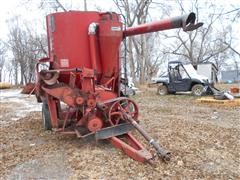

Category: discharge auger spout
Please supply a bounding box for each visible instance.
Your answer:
[124,12,203,37]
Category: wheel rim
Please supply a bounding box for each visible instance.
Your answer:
[158,87,166,95]
[194,87,203,95]
[108,98,138,126]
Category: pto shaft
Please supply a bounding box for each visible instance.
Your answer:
[123,113,171,161]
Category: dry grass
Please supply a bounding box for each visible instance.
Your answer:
[0,88,240,179]
[0,82,12,89]
[214,83,240,91]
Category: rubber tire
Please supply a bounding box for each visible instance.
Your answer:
[191,84,204,96]
[42,102,52,130]
[157,85,168,95]
[129,89,136,96]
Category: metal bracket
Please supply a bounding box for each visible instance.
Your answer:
[78,123,134,141]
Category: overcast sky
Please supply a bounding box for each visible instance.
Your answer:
[0,0,116,40]
[0,0,239,52]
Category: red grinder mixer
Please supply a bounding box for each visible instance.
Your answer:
[35,11,202,163]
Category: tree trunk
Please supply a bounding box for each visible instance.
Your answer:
[128,37,136,82]
[84,0,87,11]
[139,35,147,84]
[0,69,2,82]
[20,67,24,85]
[14,65,18,85]
[9,69,12,84]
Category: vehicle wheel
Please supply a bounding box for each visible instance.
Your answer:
[42,102,52,130]
[191,84,204,96]
[129,89,136,96]
[157,85,168,95]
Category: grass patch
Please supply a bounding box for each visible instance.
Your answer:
[0,82,12,89]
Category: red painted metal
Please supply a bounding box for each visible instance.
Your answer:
[36,11,202,163]
[108,98,138,125]
[110,133,153,162]
[42,85,86,107]
[46,11,99,69]
[98,13,122,92]
[124,19,174,37]
[124,12,203,37]
[87,116,103,132]
[47,95,59,128]
[89,24,102,79]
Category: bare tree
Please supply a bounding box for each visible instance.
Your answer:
[39,0,67,12]
[24,30,48,83]
[0,40,7,82]
[222,41,240,79]
[113,0,162,84]
[161,0,236,71]
[221,6,240,72]
[7,16,48,85]
[7,17,21,85]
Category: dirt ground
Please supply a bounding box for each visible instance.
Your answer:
[0,86,239,179]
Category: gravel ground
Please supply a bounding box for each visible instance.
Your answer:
[0,88,239,179]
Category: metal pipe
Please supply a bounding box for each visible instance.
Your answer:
[124,12,203,37]
[123,113,171,161]
[44,68,82,73]
[88,23,102,74]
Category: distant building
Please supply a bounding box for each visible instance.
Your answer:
[218,70,240,83]
[197,63,218,83]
